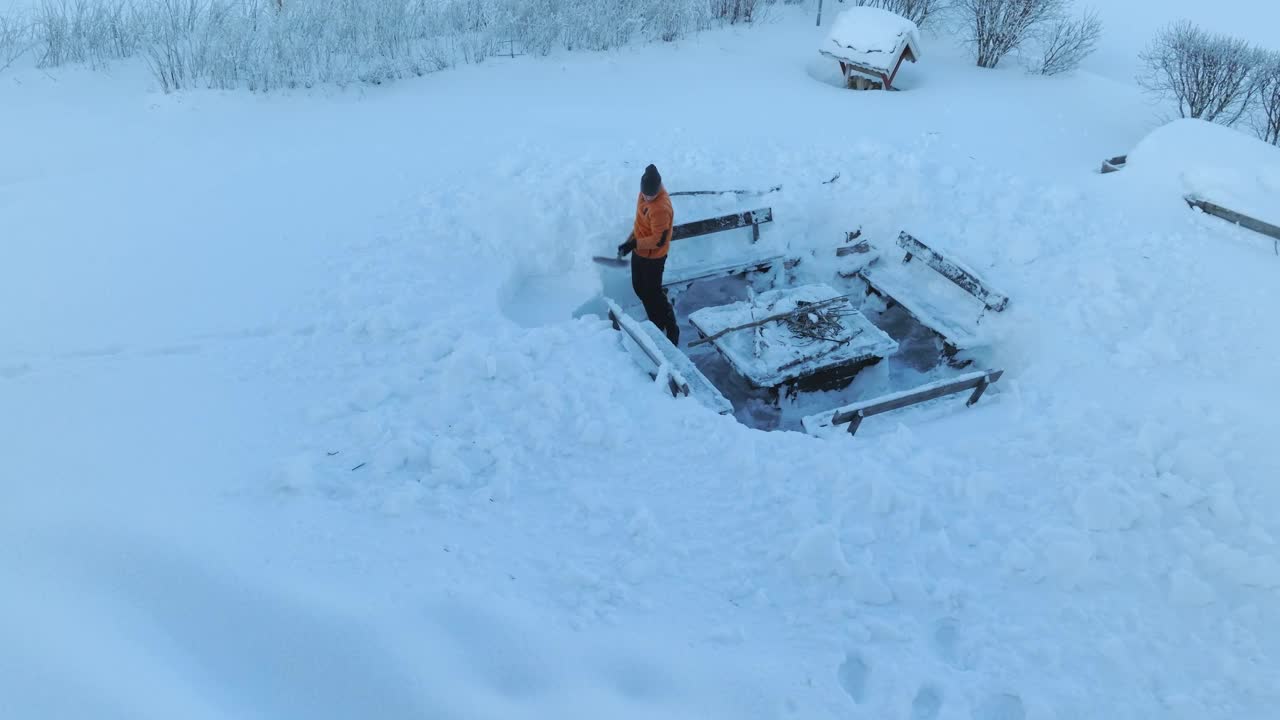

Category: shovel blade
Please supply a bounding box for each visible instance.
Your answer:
[592,255,628,268]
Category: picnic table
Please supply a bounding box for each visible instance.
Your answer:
[687,283,899,401]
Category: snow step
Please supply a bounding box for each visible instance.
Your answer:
[605,299,734,416]
[801,369,1004,437]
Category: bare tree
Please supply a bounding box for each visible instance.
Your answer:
[0,14,33,72]
[958,0,1065,69]
[1252,52,1280,145]
[850,0,950,27]
[1032,7,1100,75]
[1137,21,1265,126]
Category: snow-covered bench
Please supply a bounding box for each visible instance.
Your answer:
[1185,196,1280,255]
[661,207,790,292]
[801,369,1004,437]
[1100,155,1128,174]
[858,232,1009,363]
[605,298,734,416]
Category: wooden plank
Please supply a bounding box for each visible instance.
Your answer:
[1101,155,1127,174]
[662,253,785,289]
[1186,197,1280,254]
[897,232,1009,312]
[605,299,734,415]
[830,370,1003,428]
[802,370,1003,437]
[671,207,773,241]
[605,299,689,398]
[635,322,734,416]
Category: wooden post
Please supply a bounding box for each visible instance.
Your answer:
[966,377,990,406]
[816,0,824,27]
[844,411,864,436]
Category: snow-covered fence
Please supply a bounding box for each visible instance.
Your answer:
[0,0,779,90]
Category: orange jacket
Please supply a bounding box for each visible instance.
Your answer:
[632,189,674,259]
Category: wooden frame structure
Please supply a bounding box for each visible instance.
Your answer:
[802,369,1003,437]
[1185,196,1280,255]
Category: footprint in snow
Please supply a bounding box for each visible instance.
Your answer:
[0,364,32,379]
[973,693,1026,720]
[837,652,869,704]
[932,618,969,670]
[912,684,943,720]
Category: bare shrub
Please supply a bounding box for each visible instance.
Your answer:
[1138,21,1265,126]
[957,0,1064,69]
[0,14,34,72]
[3,0,776,90]
[1032,7,1100,75]
[849,0,949,28]
[1252,53,1280,145]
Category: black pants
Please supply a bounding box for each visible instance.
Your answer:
[631,253,679,345]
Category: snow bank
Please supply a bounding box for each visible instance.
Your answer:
[1123,119,1280,227]
[821,6,921,74]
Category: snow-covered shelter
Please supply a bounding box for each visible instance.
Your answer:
[819,6,922,90]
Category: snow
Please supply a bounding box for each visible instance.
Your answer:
[1123,118,1280,234]
[4,3,1280,720]
[821,6,921,75]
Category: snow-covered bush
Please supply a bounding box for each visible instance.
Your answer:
[847,0,948,28]
[0,0,778,90]
[1138,21,1265,127]
[0,14,32,72]
[956,0,1064,69]
[1030,7,1099,76]
[711,0,760,25]
[1252,53,1280,145]
[34,0,146,68]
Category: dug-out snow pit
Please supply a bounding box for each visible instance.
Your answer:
[498,266,604,328]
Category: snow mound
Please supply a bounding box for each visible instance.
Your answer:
[1124,119,1280,226]
[821,6,922,74]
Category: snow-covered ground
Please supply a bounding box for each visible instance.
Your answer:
[3,3,1280,719]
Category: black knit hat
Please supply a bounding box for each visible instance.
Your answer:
[641,164,661,196]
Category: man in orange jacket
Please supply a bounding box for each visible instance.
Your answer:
[617,164,679,344]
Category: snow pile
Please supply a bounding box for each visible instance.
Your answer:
[1123,118,1280,226]
[5,6,1280,720]
[821,6,922,74]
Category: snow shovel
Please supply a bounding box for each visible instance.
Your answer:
[592,254,629,268]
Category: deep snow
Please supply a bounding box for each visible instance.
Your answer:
[3,3,1280,720]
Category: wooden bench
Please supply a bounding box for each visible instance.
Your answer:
[858,232,1009,362]
[605,298,734,416]
[664,247,791,291]
[801,369,1004,437]
[1100,155,1127,174]
[1185,196,1280,256]
[673,206,772,244]
[659,206,797,295]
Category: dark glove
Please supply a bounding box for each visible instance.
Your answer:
[617,237,636,258]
